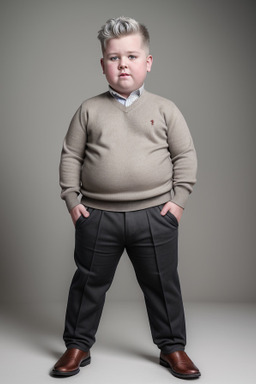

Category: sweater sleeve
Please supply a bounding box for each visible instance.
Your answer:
[166,103,197,209]
[59,105,87,212]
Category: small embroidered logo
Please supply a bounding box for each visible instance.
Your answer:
[150,120,154,125]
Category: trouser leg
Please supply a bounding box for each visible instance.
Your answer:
[63,208,124,351]
[125,206,186,354]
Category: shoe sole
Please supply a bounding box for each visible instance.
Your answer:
[160,358,201,380]
[51,356,91,377]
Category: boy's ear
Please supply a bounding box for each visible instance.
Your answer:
[146,55,153,72]
[100,58,105,74]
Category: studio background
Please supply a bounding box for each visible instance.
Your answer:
[1,0,255,308]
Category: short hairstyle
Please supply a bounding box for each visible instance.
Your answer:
[97,16,150,54]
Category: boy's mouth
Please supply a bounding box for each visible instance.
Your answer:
[120,73,130,77]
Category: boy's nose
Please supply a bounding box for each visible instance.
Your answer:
[118,59,128,69]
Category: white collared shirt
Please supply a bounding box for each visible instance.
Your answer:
[109,85,144,107]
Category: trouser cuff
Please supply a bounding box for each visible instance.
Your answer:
[160,344,185,355]
[65,343,90,353]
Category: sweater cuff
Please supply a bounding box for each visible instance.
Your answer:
[171,186,190,209]
[64,192,80,212]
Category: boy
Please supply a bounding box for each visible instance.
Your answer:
[52,16,200,380]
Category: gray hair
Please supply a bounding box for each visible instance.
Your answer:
[98,16,150,54]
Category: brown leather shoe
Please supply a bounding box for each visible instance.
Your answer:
[160,351,201,379]
[51,348,91,377]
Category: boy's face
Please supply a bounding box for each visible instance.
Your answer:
[101,33,153,98]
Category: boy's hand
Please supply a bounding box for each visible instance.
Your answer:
[160,201,184,223]
[70,204,90,226]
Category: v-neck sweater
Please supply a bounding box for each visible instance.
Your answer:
[59,90,197,212]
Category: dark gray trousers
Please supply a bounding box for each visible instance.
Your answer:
[63,205,186,354]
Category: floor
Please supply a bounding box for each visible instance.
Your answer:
[1,301,255,383]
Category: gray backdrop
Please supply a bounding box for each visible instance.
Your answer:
[1,0,255,304]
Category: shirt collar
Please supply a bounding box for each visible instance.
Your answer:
[108,85,144,101]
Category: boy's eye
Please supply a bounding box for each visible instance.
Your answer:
[110,56,118,61]
[129,55,136,60]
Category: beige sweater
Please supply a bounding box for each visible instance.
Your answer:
[59,90,197,212]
